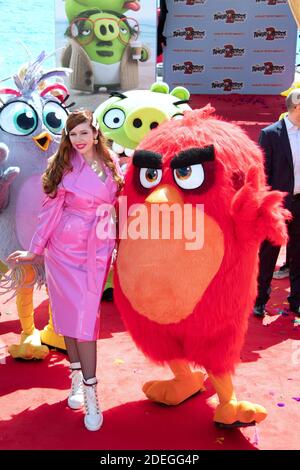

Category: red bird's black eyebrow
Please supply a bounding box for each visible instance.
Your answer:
[171,145,215,169]
[133,150,162,169]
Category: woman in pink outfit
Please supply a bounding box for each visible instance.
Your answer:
[8,109,123,431]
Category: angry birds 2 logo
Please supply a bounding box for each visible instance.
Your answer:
[256,0,287,4]
[252,62,285,75]
[212,79,244,92]
[212,44,245,58]
[214,10,247,23]
[173,27,206,41]
[254,27,287,40]
[172,62,204,74]
[174,0,207,4]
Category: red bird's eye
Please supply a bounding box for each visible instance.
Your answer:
[173,163,204,190]
[146,168,158,182]
[175,167,192,180]
[139,168,162,188]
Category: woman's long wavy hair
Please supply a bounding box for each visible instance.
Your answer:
[42,109,123,197]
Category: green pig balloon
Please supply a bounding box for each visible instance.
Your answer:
[65,0,141,22]
[94,82,191,161]
[62,9,150,91]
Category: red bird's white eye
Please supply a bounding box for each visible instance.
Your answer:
[139,168,162,188]
[173,164,204,190]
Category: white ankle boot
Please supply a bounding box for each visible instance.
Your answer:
[68,362,84,410]
[83,377,103,431]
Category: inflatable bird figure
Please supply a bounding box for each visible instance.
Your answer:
[0,51,72,359]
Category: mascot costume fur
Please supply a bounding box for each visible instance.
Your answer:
[114,107,289,427]
[0,51,72,359]
[95,81,191,298]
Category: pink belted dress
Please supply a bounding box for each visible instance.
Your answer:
[29,150,121,341]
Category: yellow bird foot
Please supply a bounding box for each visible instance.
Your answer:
[8,342,49,360]
[8,328,49,360]
[40,326,66,350]
[142,371,206,406]
[213,399,267,428]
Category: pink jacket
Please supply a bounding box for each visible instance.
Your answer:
[29,150,122,294]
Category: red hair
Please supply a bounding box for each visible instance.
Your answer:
[43,109,123,196]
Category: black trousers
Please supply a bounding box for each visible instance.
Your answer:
[256,197,300,308]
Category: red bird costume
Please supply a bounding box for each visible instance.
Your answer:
[114,107,289,427]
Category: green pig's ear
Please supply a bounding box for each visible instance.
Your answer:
[150,81,170,94]
[170,86,190,101]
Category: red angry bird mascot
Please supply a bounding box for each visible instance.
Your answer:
[114,107,289,427]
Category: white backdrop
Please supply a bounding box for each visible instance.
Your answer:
[163,0,297,94]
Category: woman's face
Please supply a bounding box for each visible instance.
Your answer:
[68,121,97,156]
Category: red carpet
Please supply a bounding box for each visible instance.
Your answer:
[190,93,286,142]
[1,95,300,451]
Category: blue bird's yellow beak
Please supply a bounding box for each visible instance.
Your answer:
[32,132,52,152]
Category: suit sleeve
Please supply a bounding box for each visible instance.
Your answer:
[258,129,273,186]
[29,186,66,255]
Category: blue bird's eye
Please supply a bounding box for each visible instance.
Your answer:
[43,101,68,135]
[0,101,38,136]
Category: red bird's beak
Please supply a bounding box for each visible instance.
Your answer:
[145,185,183,205]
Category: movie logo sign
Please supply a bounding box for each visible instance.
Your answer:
[173,62,205,74]
[255,0,287,5]
[254,27,287,40]
[174,0,207,5]
[173,27,206,40]
[211,79,244,91]
[212,44,245,58]
[252,62,285,74]
[214,10,247,23]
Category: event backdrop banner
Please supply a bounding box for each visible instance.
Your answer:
[55,0,157,96]
[163,0,297,94]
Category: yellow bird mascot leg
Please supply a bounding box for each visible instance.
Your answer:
[143,360,206,406]
[209,373,267,428]
[40,289,66,350]
[8,264,49,360]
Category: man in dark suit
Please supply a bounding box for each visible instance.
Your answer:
[254,89,300,317]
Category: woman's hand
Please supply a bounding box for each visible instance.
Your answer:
[7,250,36,264]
